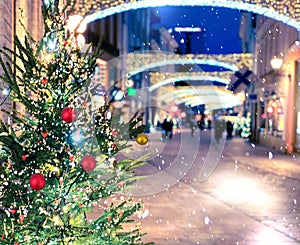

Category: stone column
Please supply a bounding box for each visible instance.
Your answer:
[285,64,296,154]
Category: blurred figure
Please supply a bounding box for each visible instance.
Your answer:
[197,114,205,130]
[189,118,197,137]
[161,117,173,140]
[156,120,162,130]
[207,118,212,130]
[226,121,234,139]
[214,115,225,143]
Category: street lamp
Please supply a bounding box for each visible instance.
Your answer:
[125,78,134,88]
[270,57,283,70]
[270,56,291,79]
[270,56,295,154]
[66,15,87,34]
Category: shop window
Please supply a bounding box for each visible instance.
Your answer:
[266,94,284,138]
[260,101,266,131]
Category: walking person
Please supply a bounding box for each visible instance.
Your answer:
[207,118,212,129]
[226,121,234,139]
[161,117,173,140]
[189,119,196,137]
[165,118,173,139]
[214,116,225,143]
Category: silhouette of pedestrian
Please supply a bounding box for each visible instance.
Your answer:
[207,119,212,129]
[226,121,234,139]
[214,117,225,143]
[162,117,173,140]
[189,120,196,137]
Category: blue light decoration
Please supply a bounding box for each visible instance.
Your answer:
[44,32,58,52]
[0,87,11,107]
[111,87,124,102]
[42,0,54,7]
[46,38,57,51]
[72,129,84,144]
[2,88,10,96]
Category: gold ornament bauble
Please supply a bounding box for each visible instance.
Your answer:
[136,134,148,145]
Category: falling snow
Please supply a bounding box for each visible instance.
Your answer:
[1,2,300,245]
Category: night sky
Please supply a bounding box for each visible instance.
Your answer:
[155,6,242,55]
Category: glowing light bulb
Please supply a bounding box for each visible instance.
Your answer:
[2,88,10,96]
[125,79,134,87]
[76,34,86,48]
[66,15,87,33]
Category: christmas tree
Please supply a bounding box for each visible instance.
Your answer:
[0,1,152,244]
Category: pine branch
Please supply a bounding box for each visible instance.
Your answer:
[0,0,152,244]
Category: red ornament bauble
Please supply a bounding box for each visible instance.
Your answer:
[30,173,46,191]
[41,77,48,85]
[80,155,96,172]
[61,107,77,123]
[41,132,48,138]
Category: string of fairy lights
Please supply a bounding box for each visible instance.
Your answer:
[149,71,233,85]
[67,0,300,30]
[125,52,253,77]
[0,1,151,242]
[0,52,252,109]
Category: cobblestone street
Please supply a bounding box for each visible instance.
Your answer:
[128,128,300,244]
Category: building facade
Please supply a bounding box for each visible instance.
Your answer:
[84,8,152,123]
[0,1,153,125]
[252,16,299,153]
[0,0,43,123]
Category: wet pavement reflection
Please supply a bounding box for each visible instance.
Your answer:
[130,128,300,245]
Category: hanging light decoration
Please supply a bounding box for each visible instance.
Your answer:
[270,57,283,70]
[125,78,134,88]
[66,15,87,33]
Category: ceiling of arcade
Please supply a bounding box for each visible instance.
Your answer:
[122,53,252,109]
[69,0,300,29]
[66,0,300,109]
[149,71,233,89]
[155,86,243,110]
[125,53,253,77]
[105,52,252,109]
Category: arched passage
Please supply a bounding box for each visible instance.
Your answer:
[149,75,230,92]
[72,0,300,30]
[153,85,242,110]
[107,52,252,79]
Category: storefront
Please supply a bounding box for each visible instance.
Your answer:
[256,42,300,154]
[257,87,287,153]
[295,61,300,153]
[264,92,285,138]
